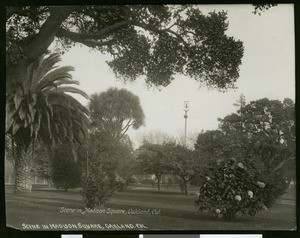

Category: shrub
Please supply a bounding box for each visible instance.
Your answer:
[81,168,116,208]
[195,158,269,220]
[115,175,127,191]
[51,146,82,191]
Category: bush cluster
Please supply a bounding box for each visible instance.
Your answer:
[195,158,269,220]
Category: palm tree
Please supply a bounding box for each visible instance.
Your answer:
[6,53,89,193]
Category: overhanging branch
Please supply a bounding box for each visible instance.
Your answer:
[23,8,72,63]
[55,19,187,48]
[56,20,133,41]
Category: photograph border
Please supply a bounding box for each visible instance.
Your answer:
[1,0,299,237]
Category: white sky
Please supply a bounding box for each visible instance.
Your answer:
[59,4,295,148]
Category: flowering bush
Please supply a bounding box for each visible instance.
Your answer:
[257,170,288,207]
[195,158,268,220]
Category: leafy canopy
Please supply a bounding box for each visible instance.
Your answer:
[6,5,244,89]
[136,143,172,177]
[195,97,295,173]
[89,87,145,139]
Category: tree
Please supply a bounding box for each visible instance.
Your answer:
[219,98,295,172]
[196,98,295,173]
[167,144,203,195]
[195,130,227,162]
[136,143,172,190]
[6,5,244,90]
[82,132,134,207]
[6,53,89,192]
[114,135,136,187]
[195,98,295,205]
[51,143,82,191]
[137,142,203,194]
[81,88,143,206]
[89,88,145,140]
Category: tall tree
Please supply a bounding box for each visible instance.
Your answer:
[6,53,89,192]
[195,98,295,205]
[89,87,145,139]
[195,98,295,175]
[6,5,244,90]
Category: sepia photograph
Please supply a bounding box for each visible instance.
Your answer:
[5,4,296,231]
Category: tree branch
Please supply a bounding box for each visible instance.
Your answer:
[23,8,72,63]
[121,119,132,131]
[79,38,116,48]
[56,19,187,49]
[132,21,186,44]
[56,20,133,41]
[6,6,49,21]
[120,120,134,138]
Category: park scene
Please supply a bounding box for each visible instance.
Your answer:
[5,4,296,231]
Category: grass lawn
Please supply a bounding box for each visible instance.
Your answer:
[5,185,296,231]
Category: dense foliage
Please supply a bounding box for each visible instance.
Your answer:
[51,144,82,191]
[196,158,270,220]
[6,5,244,89]
[136,143,172,190]
[137,142,203,194]
[195,98,295,175]
[81,167,116,208]
[195,97,295,218]
[89,88,145,139]
[81,133,134,207]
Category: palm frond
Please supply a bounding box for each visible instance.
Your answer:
[49,93,89,115]
[13,88,23,110]
[38,53,61,79]
[54,86,89,99]
[54,78,80,87]
[37,66,75,91]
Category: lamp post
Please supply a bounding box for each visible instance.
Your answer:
[183,101,189,146]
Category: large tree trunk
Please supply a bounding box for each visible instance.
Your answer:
[14,148,33,193]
